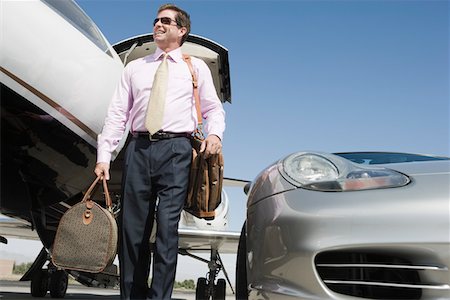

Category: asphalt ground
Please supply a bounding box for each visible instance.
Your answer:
[0,280,198,300]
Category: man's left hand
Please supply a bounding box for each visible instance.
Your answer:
[200,135,222,158]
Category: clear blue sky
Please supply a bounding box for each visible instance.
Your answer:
[75,0,449,231]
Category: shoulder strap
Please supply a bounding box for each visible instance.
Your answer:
[182,54,202,126]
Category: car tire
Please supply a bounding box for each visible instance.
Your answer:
[31,269,48,298]
[235,222,248,300]
[49,270,68,298]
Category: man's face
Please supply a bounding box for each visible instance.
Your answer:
[153,9,185,50]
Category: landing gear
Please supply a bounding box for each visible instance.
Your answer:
[195,277,226,300]
[31,270,48,297]
[214,278,226,300]
[30,268,68,298]
[180,248,232,300]
[196,277,208,300]
[49,270,68,298]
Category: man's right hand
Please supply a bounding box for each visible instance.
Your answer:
[94,162,111,180]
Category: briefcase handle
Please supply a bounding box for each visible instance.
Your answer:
[82,176,112,211]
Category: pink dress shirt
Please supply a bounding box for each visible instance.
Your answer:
[97,47,226,163]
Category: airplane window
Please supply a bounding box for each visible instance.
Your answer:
[42,0,112,57]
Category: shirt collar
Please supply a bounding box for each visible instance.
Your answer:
[154,47,183,63]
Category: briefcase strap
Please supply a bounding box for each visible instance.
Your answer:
[82,176,112,211]
[182,54,204,142]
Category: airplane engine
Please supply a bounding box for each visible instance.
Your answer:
[179,190,229,231]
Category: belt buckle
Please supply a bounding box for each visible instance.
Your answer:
[148,134,159,142]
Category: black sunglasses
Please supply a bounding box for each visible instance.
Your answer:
[153,17,178,26]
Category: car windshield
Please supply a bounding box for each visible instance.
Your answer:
[335,152,450,165]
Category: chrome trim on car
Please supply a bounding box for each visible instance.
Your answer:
[324,280,450,290]
[316,263,448,271]
[315,250,449,298]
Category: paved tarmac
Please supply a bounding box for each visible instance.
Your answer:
[0,280,198,299]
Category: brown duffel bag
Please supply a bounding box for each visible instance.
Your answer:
[52,176,117,273]
[183,54,224,219]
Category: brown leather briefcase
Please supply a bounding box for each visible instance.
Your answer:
[186,138,224,219]
[183,54,224,219]
[52,176,117,273]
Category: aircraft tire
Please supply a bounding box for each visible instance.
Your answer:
[196,277,208,300]
[235,222,248,300]
[213,278,226,300]
[31,270,48,297]
[49,270,68,298]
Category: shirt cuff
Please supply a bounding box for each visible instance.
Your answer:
[97,151,112,164]
[207,131,223,141]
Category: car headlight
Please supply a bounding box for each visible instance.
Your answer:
[280,153,410,191]
[283,153,339,184]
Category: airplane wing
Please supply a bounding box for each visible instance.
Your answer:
[0,215,39,242]
[0,214,240,253]
[183,229,240,253]
[223,177,250,188]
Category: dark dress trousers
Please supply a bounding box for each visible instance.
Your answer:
[118,135,192,299]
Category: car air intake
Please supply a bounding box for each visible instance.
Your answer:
[315,251,448,299]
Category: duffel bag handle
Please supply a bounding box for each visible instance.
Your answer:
[82,176,112,211]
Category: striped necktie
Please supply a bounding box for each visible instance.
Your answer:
[145,53,169,135]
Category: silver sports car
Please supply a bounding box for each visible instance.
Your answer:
[236,152,450,300]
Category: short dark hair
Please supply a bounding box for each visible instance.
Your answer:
[158,4,190,45]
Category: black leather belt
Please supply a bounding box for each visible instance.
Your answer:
[133,131,191,141]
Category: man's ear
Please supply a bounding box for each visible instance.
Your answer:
[178,27,187,38]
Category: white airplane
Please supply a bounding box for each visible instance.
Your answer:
[0,0,249,299]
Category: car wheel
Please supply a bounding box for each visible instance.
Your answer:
[196,277,208,300]
[213,278,226,300]
[49,270,68,298]
[236,222,248,300]
[31,269,48,297]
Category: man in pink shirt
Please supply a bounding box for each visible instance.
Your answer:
[94,4,225,299]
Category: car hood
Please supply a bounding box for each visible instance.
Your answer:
[378,160,450,176]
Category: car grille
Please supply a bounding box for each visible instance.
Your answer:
[315,251,449,299]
